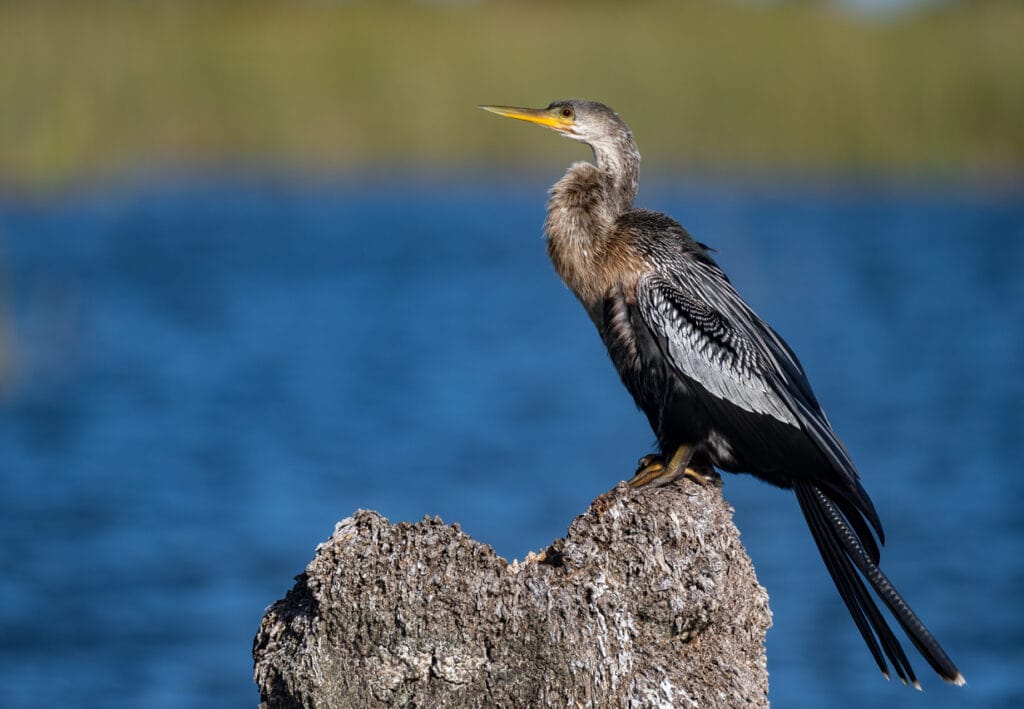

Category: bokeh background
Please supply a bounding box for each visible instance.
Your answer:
[1,1,1022,707]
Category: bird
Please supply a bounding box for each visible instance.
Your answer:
[480,99,964,688]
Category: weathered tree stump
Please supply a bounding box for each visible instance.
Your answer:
[254,479,771,708]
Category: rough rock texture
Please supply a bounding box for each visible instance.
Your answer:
[254,479,771,708]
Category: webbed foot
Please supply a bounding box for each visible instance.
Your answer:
[627,445,710,487]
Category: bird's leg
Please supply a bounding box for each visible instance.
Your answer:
[628,444,708,487]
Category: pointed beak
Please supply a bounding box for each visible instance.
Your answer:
[479,104,573,133]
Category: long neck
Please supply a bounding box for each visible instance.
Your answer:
[591,130,640,214]
[543,134,640,303]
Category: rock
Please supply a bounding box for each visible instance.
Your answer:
[254,479,771,708]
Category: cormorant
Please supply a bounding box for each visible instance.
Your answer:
[481,99,964,688]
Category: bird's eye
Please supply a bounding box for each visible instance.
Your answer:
[560,107,574,119]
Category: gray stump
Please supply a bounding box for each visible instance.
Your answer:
[254,479,771,708]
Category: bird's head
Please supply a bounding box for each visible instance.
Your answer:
[480,99,629,148]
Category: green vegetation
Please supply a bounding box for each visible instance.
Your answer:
[1,0,1022,188]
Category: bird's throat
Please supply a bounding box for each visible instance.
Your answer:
[544,162,623,304]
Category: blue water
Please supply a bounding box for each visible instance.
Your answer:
[0,175,1021,708]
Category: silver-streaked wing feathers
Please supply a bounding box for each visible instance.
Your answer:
[635,260,879,536]
[639,275,798,426]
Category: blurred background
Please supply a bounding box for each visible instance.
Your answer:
[1,0,1022,707]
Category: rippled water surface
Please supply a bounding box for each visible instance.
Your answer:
[0,176,1021,707]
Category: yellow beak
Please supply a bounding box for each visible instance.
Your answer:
[479,104,573,132]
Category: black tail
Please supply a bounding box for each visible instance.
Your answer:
[793,480,964,688]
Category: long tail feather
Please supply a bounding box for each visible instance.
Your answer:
[828,489,882,565]
[799,487,892,678]
[793,480,964,686]
[795,482,916,685]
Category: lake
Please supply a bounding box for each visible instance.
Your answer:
[0,175,1021,707]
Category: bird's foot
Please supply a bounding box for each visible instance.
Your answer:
[686,464,719,485]
[627,445,709,487]
[628,454,669,487]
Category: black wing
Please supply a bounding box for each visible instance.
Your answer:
[634,246,963,686]
[636,260,882,540]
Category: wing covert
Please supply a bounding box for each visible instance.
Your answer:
[638,274,799,427]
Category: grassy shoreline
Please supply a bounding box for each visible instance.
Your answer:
[2,1,1022,190]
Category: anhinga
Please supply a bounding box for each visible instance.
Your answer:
[481,99,963,688]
